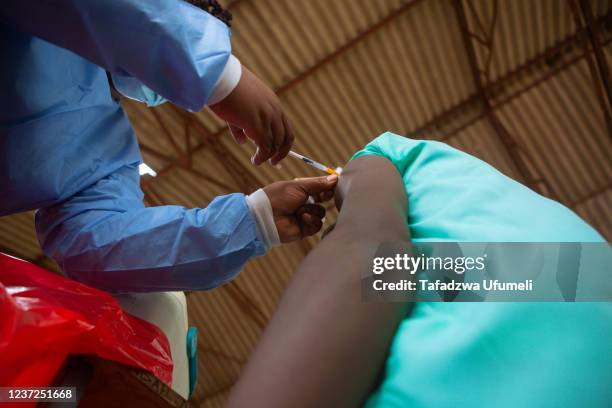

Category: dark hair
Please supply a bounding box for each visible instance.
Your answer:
[187,0,232,27]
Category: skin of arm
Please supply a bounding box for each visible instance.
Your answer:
[227,155,413,408]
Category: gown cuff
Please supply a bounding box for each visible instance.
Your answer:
[208,54,242,105]
[245,189,281,249]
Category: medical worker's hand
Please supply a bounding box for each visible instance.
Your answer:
[263,175,338,242]
[210,67,294,166]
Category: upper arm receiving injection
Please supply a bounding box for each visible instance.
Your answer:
[333,155,409,243]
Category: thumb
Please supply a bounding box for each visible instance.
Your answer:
[294,175,338,196]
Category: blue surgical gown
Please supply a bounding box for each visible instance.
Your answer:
[0,0,266,293]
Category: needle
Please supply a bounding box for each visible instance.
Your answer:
[288,151,341,176]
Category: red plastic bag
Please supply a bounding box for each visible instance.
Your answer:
[0,252,173,388]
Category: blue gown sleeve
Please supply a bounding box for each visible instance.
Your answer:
[0,0,230,111]
[35,165,266,294]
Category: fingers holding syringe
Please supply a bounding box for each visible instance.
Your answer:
[271,115,295,165]
[296,204,326,237]
[306,189,334,204]
[317,188,335,203]
[252,112,293,165]
[293,176,338,203]
[251,126,274,165]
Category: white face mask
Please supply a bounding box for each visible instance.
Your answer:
[111,74,167,107]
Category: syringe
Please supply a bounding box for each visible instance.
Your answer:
[288,151,341,176]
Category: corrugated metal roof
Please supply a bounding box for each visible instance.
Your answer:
[496,59,612,205]
[575,187,612,238]
[472,0,577,82]
[1,1,610,406]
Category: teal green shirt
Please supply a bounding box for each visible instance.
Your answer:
[353,133,611,408]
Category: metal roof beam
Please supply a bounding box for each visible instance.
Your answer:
[569,181,612,207]
[577,0,612,138]
[580,0,612,102]
[411,12,611,138]
[454,0,539,191]
[568,0,612,137]
[441,32,610,144]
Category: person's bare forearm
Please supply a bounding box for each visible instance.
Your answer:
[227,156,412,408]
